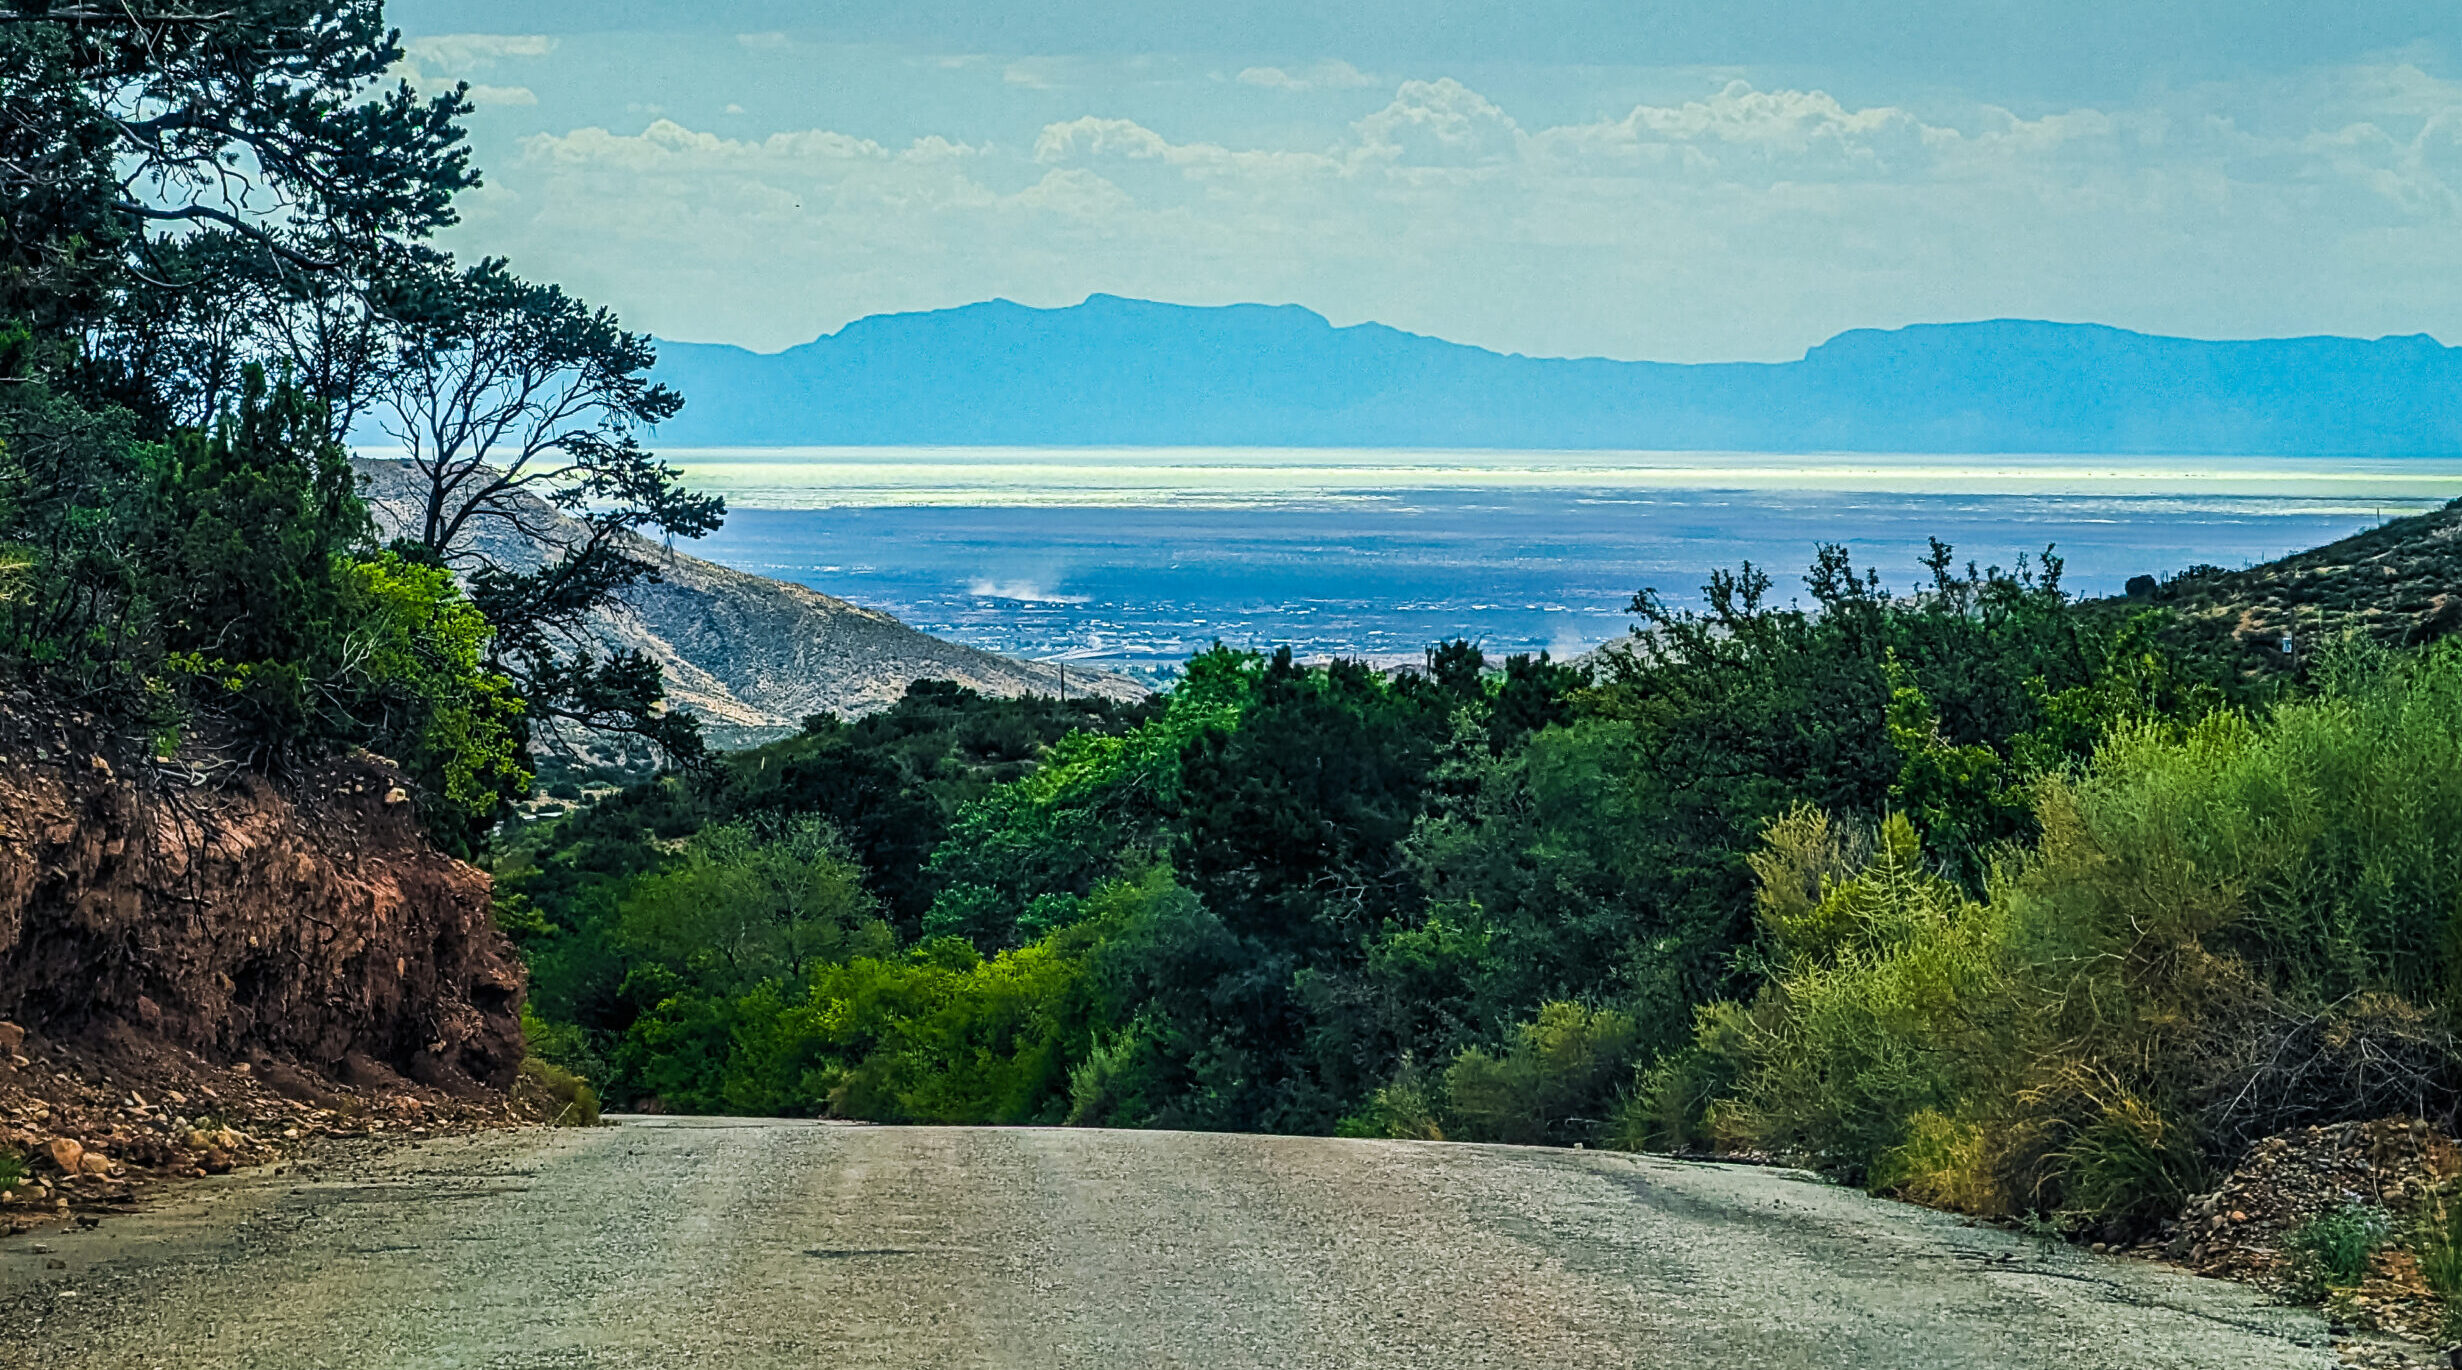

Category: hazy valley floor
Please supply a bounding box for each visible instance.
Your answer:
[0,1118,2337,1368]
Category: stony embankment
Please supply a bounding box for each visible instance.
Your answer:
[2153,1119,2462,1358]
[0,695,551,1238]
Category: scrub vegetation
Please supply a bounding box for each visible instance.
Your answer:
[505,527,2462,1241]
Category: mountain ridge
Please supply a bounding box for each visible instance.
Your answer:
[645,297,2462,455]
[354,461,1147,752]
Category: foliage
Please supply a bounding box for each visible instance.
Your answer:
[519,1002,611,1091]
[1,1,472,369]
[1440,1002,1642,1146]
[2286,1205,2393,1295]
[0,360,522,832]
[1680,642,2462,1236]
[2410,1195,2462,1311]
[375,255,724,765]
[1709,810,2009,1185]
[513,1057,602,1128]
[0,0,711,839]
[1612,1001,1753,1153]
[492,680,1151,1073]
[526,542,2256,1144]
[1333,1055,1448,1141]
[615,816,889,995]
[1339,1001,1645,1147]
[332,553,529,821]
[616,927,1106,1123]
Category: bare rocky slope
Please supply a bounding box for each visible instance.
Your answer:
[357,460,1144,748]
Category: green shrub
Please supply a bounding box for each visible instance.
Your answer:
[2286,1204,2392,1295]
[1671,645,2462,1234]
[513,1057,603,1127]
[612,874,1183,1122]
[1442,1001,1641,1146]
[616,816,889,995]
[2032,1083,2203,1235]
[1708,810,2010,1187]
[2410,1196,2462,1311]
[329,552,530,825]
[0,1151,23,1191]
[1335,1055,1447,1140]
[1064,1026,1151,1129]
[1610,1001,1752,1152]
[520,1003,613,1090]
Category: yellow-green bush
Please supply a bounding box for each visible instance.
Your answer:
[1345,1001,1641,1145]
[1333,1054,1448,1141]
[513,1057,602,1127]
[1444,1001,1641,1145]
[1700,809,2012,1187]
[1677,644,2462,1235]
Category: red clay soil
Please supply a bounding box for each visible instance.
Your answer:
[0,694,523,1092]
[0,693,544,1231]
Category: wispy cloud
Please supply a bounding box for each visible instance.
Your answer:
[465,84,539,108]
[1004,59,1070,90]
[1235,60,1376,92]
[403,33,556,68]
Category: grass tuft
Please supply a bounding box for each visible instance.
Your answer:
[2286,1204,2392,1296]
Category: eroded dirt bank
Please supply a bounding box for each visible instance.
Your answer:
[0,697,533,1223]
[0,1121,2345,1369]
[0,698,522,1089]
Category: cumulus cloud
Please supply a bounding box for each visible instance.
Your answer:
[1356,78,1524,168]
[449,68,2462,359]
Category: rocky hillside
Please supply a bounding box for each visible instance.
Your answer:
[2123,497,2462,662]
[356,460,1144,749]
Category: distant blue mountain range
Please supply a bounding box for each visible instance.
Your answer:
[646,295,2462,455]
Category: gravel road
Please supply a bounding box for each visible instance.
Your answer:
[0,1117,2337,1368]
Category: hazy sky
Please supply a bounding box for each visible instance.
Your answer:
[390,1,2462,360]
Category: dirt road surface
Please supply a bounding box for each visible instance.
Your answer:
[0,1117,2336,1368]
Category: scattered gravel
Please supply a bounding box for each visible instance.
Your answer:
[2162,1118,2462,1356]
[0,1020,548,1243]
